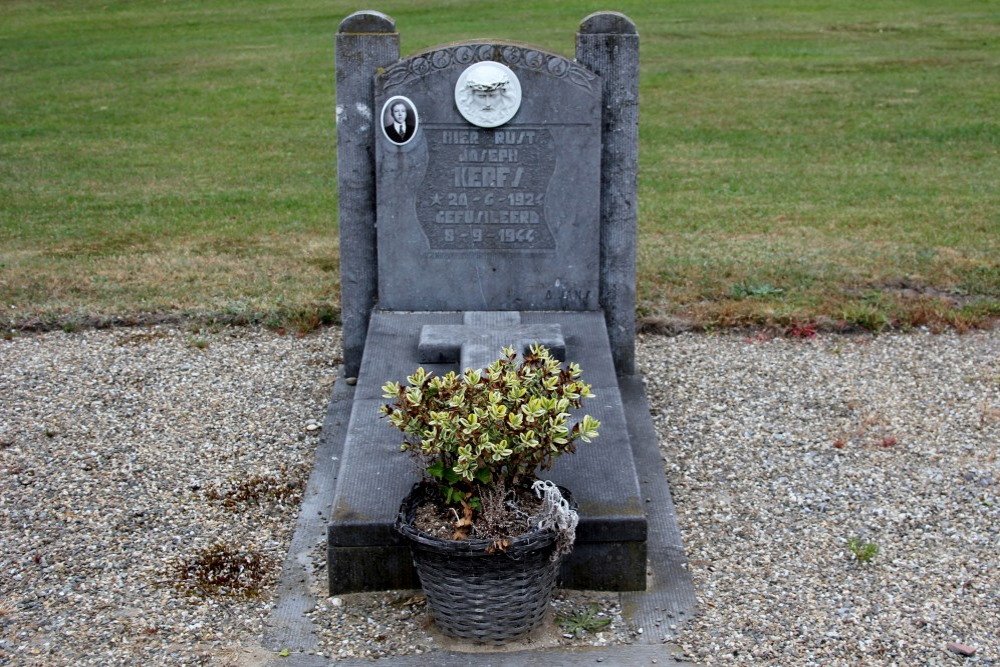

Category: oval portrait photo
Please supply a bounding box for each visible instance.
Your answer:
[381,96,418,145]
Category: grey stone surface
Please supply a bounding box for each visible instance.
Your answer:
[335,12,399,376]
[266,644,697,666]
[327,310,646,593]
[373,42,603,312]
[262,374,355,654]
[617,374,699,639]
[576,13,640,375]
[418,310,565,370]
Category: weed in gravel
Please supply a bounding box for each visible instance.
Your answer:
[981,404,1000,426]
[785,321,818,339]
[557,603,612,637]
[847,537,879,564]
[170,541,273,598]
[187,336,209,350]
[265,303,339,336]
[203,469,304,508]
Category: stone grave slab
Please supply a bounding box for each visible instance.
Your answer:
[327,310,647,592]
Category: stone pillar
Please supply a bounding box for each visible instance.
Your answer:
[576,12,639,376]
[335,12,399,376]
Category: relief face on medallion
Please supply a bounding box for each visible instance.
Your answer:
[454,62,522,129]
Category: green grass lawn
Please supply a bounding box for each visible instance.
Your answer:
[2,0,998,333]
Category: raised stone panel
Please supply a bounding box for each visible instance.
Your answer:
[373,42,603,311]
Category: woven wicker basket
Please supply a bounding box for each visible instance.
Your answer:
[395,483,568,644]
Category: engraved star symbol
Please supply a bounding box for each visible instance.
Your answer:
[430,193,443,206]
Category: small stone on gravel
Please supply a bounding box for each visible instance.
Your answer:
[948,642,977,656]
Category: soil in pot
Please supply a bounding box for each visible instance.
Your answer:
[412,483,544,541]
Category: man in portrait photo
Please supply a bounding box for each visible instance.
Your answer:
[384,99,416,144]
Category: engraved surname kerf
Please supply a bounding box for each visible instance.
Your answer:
[453,165,526,188]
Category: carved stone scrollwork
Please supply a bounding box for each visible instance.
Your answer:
[381,42,598,95]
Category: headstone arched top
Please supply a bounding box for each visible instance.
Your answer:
[338,10,395,34]
[579,11,637,35]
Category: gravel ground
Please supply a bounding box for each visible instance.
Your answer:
[1,325,997,665]
[0,326,340,665]
[304,588,636,661]
[640,330,999,666]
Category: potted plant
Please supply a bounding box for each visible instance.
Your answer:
[381,343,600,643]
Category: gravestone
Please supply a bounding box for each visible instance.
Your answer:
[328,10,647,592]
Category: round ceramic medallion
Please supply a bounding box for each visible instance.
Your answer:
[454,61,522,128]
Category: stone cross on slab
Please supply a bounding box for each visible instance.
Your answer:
[418,311,565,372]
